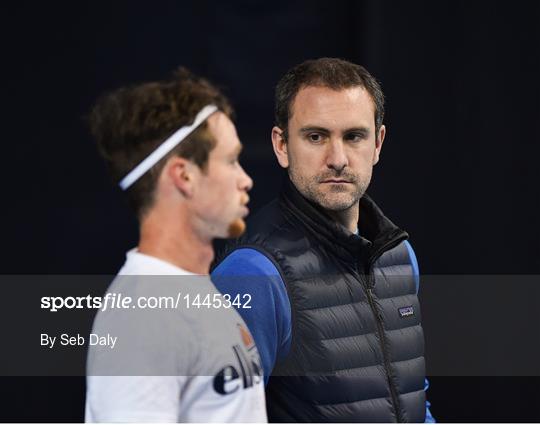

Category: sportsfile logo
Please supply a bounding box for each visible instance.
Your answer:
[213,324,263,395]
[398,306,414,318]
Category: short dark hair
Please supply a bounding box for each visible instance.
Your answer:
[89,67,233,219]
[275,58,385,140]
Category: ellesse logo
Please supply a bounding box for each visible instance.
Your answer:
[213,324,263,395]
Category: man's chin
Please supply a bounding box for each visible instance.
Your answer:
[227,218,246,238]
[313,191,358,212]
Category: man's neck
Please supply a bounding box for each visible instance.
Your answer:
[326,202,360,234]
[138,209,213,274]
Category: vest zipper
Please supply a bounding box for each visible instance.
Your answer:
[364,273,403,423]
[361,232,407,423]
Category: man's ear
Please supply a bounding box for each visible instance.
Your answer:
[373,124,386,165]
[271,126,289,169]
[166,156,196,197]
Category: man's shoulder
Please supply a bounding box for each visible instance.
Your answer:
[213,248,281,277]
[211,249,288,302]
[211,248,289,308]
[375,240,413,268]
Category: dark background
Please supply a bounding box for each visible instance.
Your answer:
[2,0,539,422]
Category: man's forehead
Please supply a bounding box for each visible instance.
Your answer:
[206,110,230,131]
[290,85,375,128]
[206,112,242,153]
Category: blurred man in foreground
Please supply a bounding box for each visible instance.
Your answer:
[86,68,266,422]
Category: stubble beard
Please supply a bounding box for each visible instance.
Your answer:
[290,169,371,212]
[226,192,249,238]
[227,218,246,238]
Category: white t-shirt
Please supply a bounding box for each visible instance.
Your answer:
[85,249,267,423]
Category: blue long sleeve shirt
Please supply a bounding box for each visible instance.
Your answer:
[212,240,435,422]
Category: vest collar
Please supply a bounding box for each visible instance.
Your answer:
[279,176,408,264]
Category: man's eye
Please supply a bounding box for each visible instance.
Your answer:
[308,133,323,143]
[345,133,365,142]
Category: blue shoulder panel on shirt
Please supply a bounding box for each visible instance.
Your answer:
[424,378,436,422]
[211,248,292,383]
[213,248,282,276]
[404,242,434,422]
[404,240,420,293]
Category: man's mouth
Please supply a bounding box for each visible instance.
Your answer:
[240,193,250,205]
[240,193,250,217]
[321,179,351,183]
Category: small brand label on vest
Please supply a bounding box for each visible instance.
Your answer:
[398,306,414,318]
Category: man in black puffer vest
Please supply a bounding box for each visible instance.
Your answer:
[211,58,434,422]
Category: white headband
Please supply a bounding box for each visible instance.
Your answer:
[119,104,218,190]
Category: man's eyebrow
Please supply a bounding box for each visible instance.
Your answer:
[343,127,370,134]
[299,126,330,133]
[299,126,371,135]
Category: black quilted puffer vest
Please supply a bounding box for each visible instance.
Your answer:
[221,178,426,422]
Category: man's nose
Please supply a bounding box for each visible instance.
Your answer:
[239,164,253,192]
[326,139,348,172]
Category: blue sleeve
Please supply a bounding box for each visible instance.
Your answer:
[404,240,420,293]
[211,248,292,385]
[424,378,436,422]
[405,240,436,423]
